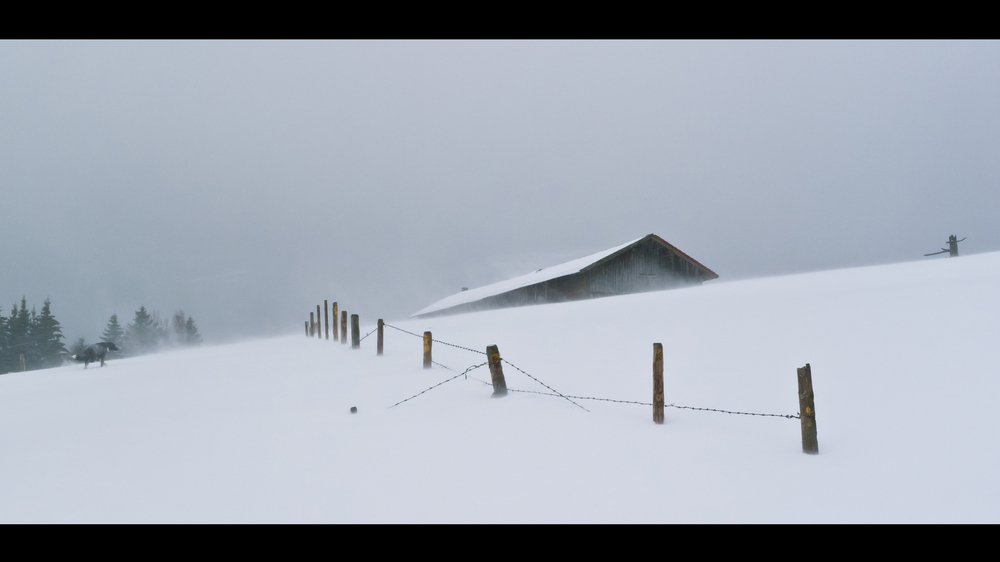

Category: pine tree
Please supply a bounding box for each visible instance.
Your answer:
[1,305,15,373]
[9,298,29,345]
[173,310,186,344]
[0,305,8,374]
[125,305,157,356]
[150,311,170,348]
[172,310,203,346]
[26,305,40,369]
[70,337,88,358]
[32,298,67,369]
[102,314,125,351]
[184,316,202,345]
[6,298,32,370]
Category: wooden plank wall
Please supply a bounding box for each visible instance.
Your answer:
[589,238,701,297]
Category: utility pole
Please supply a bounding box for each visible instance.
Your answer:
[925,235,966,257]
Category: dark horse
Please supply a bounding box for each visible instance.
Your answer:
[72,342,119,368]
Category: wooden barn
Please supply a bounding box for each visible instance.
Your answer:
[412,234,719,318]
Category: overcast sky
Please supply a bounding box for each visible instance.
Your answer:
[3,41,999,343]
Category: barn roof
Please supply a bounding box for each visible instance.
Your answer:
[412,234,718,318]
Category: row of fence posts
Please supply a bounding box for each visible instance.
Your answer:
[305,303,818,454]
[306,301,383,355]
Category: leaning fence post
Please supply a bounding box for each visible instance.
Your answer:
[797,363,818,454]
[486,344,508,398]
[324,300,329,340]
[351,314,360,349]
[377,319,384,356]
[332,302,339,341]
[341,311,348,345]
[653,343,664,424]
[423,331,432,368]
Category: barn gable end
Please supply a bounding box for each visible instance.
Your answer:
[584,234,718,297]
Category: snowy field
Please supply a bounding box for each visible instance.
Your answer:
[2,253,998,523]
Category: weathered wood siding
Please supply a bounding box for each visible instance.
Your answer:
[588,237,703,297]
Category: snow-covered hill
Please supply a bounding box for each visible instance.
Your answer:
[2,253,998,522]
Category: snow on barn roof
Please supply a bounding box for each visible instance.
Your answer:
[411,238,643,318]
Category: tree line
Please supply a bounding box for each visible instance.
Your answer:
[1,298,201,374]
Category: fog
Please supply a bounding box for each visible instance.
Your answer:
[2,41,998,343]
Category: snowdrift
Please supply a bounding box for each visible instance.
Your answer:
[2,253,998,522]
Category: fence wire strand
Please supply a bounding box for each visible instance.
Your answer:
[357,327,378,343]
[664,403,799,419]
[499,358,589,413]
[388,362,489,409]
[508,388,651,406]
[375,323,796,419]
[383,323,486,355]
[505,388,798,418]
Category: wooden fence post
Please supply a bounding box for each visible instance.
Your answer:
[310,312,315,337]
[341,311,348,344]
[377,319,384,356]
[653,343,664,424]
[797,363,818,454]
[316,305,321,339]
[324,300,329,340]
[423,331,432,368]
[351,314,360,349]
[486,344,508,398]
[305,321,308,337]
[20,354,26,372]
[332,302,338,341]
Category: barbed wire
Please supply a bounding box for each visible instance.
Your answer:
[431,360,466,375]
[505,388,798,418]
[381,323,423,339]
[379,323,587,412]
[499,358,589,413]
[665,403,799,419]
[507,388,651,406]
[388,362,489,409]
[383,324,487,355]
[357,327,378,343]
[373,323,797,419]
